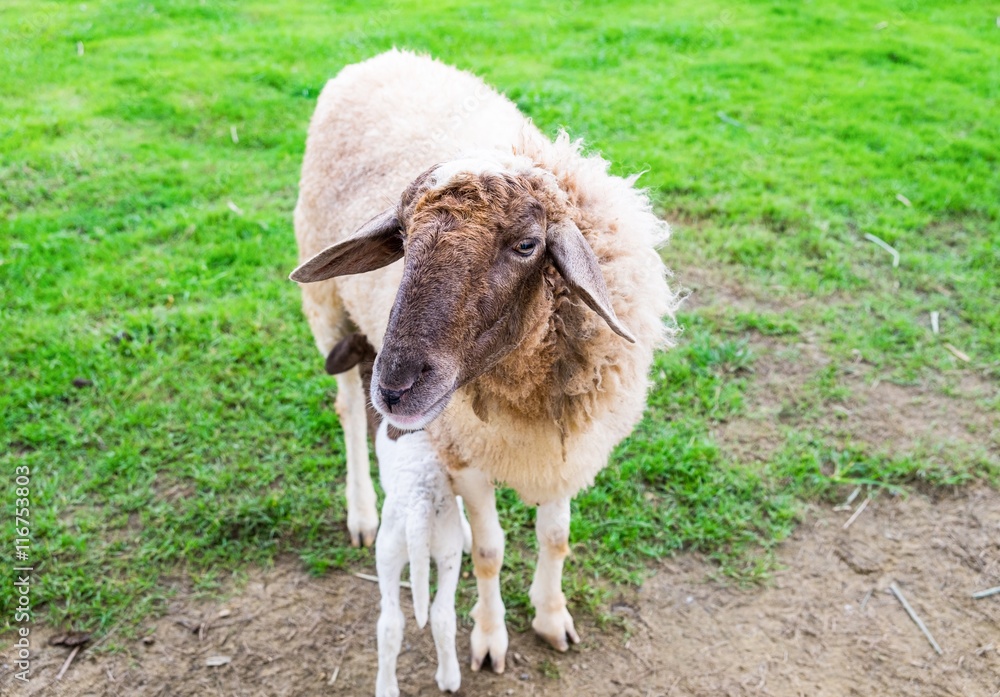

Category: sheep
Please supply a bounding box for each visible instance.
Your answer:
[292,49,678,672]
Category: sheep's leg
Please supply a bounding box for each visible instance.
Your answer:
[334,364,378,547]
[375,532,407,697]
[450,468,508,673]
[530,497,580,651]
[430,545,462,693]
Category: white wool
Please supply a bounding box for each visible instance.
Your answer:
[430,157,511,187]
[374,423,465,696]
[295,49,679,503]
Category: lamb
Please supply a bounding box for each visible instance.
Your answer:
[292,49,678,671]
[324,332,471,697]
[373,421,465,697]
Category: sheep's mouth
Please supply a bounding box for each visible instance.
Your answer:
[375,385,456,431]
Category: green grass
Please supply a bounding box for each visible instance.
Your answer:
[1,0,997,635]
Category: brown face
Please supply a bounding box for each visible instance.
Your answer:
[371,169,551,428]
[290,160,634,431]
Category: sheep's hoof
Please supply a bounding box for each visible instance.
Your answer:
[533,609,580,652]
[470,650,505,674]
[469,623,508,674]
[347,507,379,548]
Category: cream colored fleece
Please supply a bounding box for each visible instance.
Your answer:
[295,49,677,504]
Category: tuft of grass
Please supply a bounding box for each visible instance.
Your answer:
[731,311,801,337]
[1,0,997,635]
[538,658,561,679]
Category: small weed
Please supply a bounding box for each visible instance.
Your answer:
[539,658,561,679]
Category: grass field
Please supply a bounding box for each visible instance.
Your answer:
[1,0,997,637]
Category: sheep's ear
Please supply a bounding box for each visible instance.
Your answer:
[546,220,636,343]
[290,207,403,282]
[324,332,376,375]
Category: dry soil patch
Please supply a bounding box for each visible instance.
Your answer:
[4,491,998,697]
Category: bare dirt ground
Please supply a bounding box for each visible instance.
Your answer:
[4,489,999,697]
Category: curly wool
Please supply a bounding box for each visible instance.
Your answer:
[295,49,679,504]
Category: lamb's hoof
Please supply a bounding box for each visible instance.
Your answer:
[533,608,580,652]
[435,665,461,693]
[347,506,379,548]
[375,681,399,697]
[469,623,508,673]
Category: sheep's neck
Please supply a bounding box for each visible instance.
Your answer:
[471,268,590,428]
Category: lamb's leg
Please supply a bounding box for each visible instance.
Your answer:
[456,496,473,554]
[334,364,378,547]
[375,532,407,697]
[450,468,508,673]
[430,545,462,693]
[530,496,580,651]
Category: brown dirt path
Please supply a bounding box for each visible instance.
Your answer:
[4,490,998,697]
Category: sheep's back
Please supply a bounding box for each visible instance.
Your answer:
[295,49,529,350]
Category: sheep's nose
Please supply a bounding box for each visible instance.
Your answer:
[379,385,409,407]
[377,362,432,408]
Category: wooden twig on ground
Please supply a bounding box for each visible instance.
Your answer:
[56,646,81,680]
[972,586,1000,599]
[212,613,259,629]
[85,616,124,655]
[889,583,943,655]
[354,572,410,589]
[864,233,900,267]
[306,612,326,635]
[611,667,654,689]
[173,612,259,643]
[843,496,871,530]
[834,487,861,511]
[944,343,970,362]
[860,588,873,612]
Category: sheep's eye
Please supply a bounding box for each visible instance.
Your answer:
[513,239,537,257]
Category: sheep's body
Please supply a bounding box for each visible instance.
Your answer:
[374,422,465,697]
[295,49,676,669]
[295,49,675,504]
